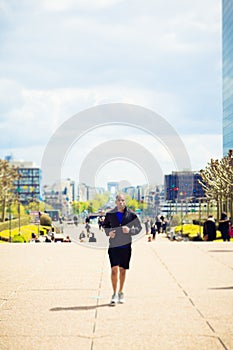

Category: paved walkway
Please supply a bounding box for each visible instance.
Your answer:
[0,228,233,350]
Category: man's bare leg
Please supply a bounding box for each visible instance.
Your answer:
[119,267,126,292]
[111,266,118,294]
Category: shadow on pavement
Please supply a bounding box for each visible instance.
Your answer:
[208,250,233,253]
[208,286,233,290]
[50,303,111,311]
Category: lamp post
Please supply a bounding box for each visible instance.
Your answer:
[8,199,12,242]
[181,199,184,233]
[16,183,21,236]
[169,200,172,220]
[198,198,201,234]
[37,199,40,236]
[18,194,21,235]
[198,197,207,235]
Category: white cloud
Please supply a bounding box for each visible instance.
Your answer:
[0,79,24,115]
[182,133,222,171]
[59,127,222,187]
[0,145,44,168]
[0,0,223,187]
[38,0,125,12]
[0,82,181,147]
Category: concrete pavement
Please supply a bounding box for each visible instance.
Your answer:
[0,228,233,350]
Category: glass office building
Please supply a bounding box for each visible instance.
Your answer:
[165,171,205,202]
[222,0,233,155]
[15,167,41,205]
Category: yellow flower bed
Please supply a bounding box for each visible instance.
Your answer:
[174,224,223,240]
[0,225,49,243]
[175,224,202,237]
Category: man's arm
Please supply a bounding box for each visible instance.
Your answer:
[103,214,111,236]
[103,213,116,238]
[128,214,142,236]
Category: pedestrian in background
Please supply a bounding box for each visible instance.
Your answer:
[203,215,216,241]
[151,223,157,240]
[218,212,230,241]
[155,216,162,233]
[144,218,150,235]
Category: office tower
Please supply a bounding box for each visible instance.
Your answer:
[222,0,233,155]
[165,171,204,202]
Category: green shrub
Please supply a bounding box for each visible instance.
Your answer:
[12,234,26,243]
[40,214,52,227]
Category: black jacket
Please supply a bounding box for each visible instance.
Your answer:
[103,207,142,248]
[203,218,216,241]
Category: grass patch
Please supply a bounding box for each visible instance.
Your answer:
[0,216,31,232]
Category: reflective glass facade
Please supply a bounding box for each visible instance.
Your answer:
[15,168,41,204]
[222,0,233,155]
[165,171,205,202]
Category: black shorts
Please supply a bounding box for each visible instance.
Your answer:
[108,246,132,269]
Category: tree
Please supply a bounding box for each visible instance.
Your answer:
[71,192,111,215]
[199,150,233,219]
[40,214,52,226]
[127,199,139,211]
[93,193,110,207]
[0,159,20,222]
[72,201,89,214]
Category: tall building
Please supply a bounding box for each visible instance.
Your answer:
[77,183,104,202]
[222,0,233,155]
[121,186,137,199]
[43,179,75,215]
[9,160,41,205]
[165,171,205,202]
[107,182,119,194]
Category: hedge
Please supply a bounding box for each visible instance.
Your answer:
[0,216,31,232]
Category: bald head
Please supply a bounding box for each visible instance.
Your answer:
[115,194,126,212]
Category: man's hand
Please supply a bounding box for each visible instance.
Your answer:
[109,230,116,238]
[122,226,130,234]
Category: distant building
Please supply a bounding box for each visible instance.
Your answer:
[43,179,75,215]
[222,0,233,155]
[107,182,119,194]
[136,185,143,202]
[164,171,205,202]
[9,160,41,205]
[77,183,104,202]
[121,186,137,199]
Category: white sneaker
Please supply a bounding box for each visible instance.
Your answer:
[110,293,118,305]
[118,292,125,304]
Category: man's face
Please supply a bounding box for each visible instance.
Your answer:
[115,195,126,212]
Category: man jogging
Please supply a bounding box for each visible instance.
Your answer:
[103,193,142,305]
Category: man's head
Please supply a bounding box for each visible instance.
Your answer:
[115,193,126,212]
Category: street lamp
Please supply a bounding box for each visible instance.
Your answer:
[36,198,40,236]
[15,182,22,236]
[8,199,12,242]
[180,199,184,233]
[198,197,207,235]
[18,194,21,235]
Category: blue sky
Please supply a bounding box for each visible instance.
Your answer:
[0,0,223,188]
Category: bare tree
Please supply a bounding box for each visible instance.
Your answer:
[0,159,20,222]
[199,150,233,219]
